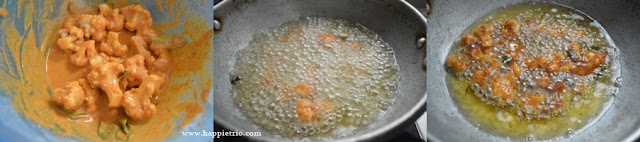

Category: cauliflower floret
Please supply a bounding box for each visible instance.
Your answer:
[98,4,125,32]
[56,37,77,53]
[122,74,163,120]
[148,72,167,98]
[99,31,128,56]
[57,26,84,41]
[122,54,149,88]
[153,49,171,72]
[137,25,158,43]
[120,5,152,32]
[54,80,86,110]
[86,41,105,67]
[57,37,96,67]
[295,99,334,122]
[131,35,155,67]
[68,40,96,67]
[86,61,125,107]
[122,88,156,120]
[501,19,520,37]
[75,14,108,42]
[474,24,495,48]
[77,79,101,113]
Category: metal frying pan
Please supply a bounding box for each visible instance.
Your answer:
[213,0,427,141]
[427,0,640,141]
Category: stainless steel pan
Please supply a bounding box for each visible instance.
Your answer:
[213,0,427,141]
[427,0,640,141]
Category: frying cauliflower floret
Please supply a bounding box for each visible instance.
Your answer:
[122,54,149,88]
[295,99,334,122]
[131,35,156,67]
[490,73,517,104]
[77,79,101,113]
[474,24,495,48]
[99,31,128,56]
[570,51,607,76]
[98,4,125,32]
[501,19,520,37]
[86,61,125,107]
[54,80,86,110]
[445,56,467,73]
[460,33,478,49]
[75,14,108,42]
[472,69,490,88]
[120,5,152,32]
[122,74,163,120]
[296,99,316,121]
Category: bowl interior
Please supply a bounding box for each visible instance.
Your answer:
[0,0,214,141]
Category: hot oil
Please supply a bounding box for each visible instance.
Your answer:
[231,17,399,139]
[449,76,611,140]
[446,2,620,140]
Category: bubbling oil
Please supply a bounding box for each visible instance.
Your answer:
[231,17,399,139]
[446,2,620,140]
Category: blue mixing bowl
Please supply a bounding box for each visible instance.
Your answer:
[0,0,214,141]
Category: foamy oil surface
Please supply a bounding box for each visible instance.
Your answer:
[230,17,399,139]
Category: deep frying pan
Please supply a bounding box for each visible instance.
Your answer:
[213,0,427,141]
[427,0,640,141]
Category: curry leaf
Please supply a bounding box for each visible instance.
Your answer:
[116,130,130,141]
[118,70,129,80]
[67,2,77,15]
[98,121,116,140]
[502,56,512,65]
[590,45,600,50]
[332,21,344,33]
[120,119,132,134]
[151,98,160,105]
[230,76,242,85]
[115,119,132,141]
[566,50,579,62]
[69,111,87,120]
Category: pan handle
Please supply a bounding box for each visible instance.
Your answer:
[403,0,431,18]
[401,0,428,69]
[426,0,432,17]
